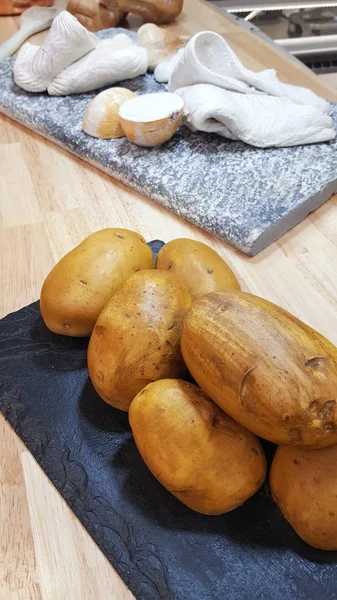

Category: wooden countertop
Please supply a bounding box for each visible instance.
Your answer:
[1,2,337,598]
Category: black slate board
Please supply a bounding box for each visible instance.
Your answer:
[1,241,337,600]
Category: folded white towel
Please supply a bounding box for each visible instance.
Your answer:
[14,11,97,93]
[155,30,335,147]
[168,31,331,114]
[176,84,335,148]
[48,38,148,96]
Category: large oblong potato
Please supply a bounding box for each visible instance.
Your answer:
[40,228,154,336]
[129,379,266,514]
[181,290,337,448]
[270,444,337,550]
[88,270,191,411]
[156,238,240,301]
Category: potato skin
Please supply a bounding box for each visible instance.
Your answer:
[181,290,337,448]
[40,228,154,337]
[270,444,337,550]
[88,270,191,411]
[156,238,240,301]
[129,379,266,514]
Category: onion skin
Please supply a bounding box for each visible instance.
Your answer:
[137,23,189,70]
[83,88,136,139]
[119,93,184,147]
[119,110,183,147]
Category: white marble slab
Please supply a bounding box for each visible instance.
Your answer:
[1,28,336,255]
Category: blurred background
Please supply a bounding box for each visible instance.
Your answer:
[209,1,337,87]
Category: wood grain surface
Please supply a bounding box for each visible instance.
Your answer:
[1,2,337,597]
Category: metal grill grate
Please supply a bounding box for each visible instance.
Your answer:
[302,55,337,70]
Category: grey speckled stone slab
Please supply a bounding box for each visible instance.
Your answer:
[1,28,337,255]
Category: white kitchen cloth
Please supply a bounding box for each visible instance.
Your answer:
[48,37,148,95]
[167,31,331,114]
[175,84,335,148]
[14,11,97,93]
[157,30,335,147]
[14,29,147,96]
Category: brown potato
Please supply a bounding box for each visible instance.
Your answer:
[270,444,337,550]
[181,290,337,448]
[40,228,154,337]
[105,0,183,25]
[88,270,191,411]
[156,238,240,301]
[129,379,266,514]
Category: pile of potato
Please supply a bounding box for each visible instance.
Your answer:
[40,228,337,551]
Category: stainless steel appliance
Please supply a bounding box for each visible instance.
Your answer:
[211,1,337,12]
[209,1,337,74]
